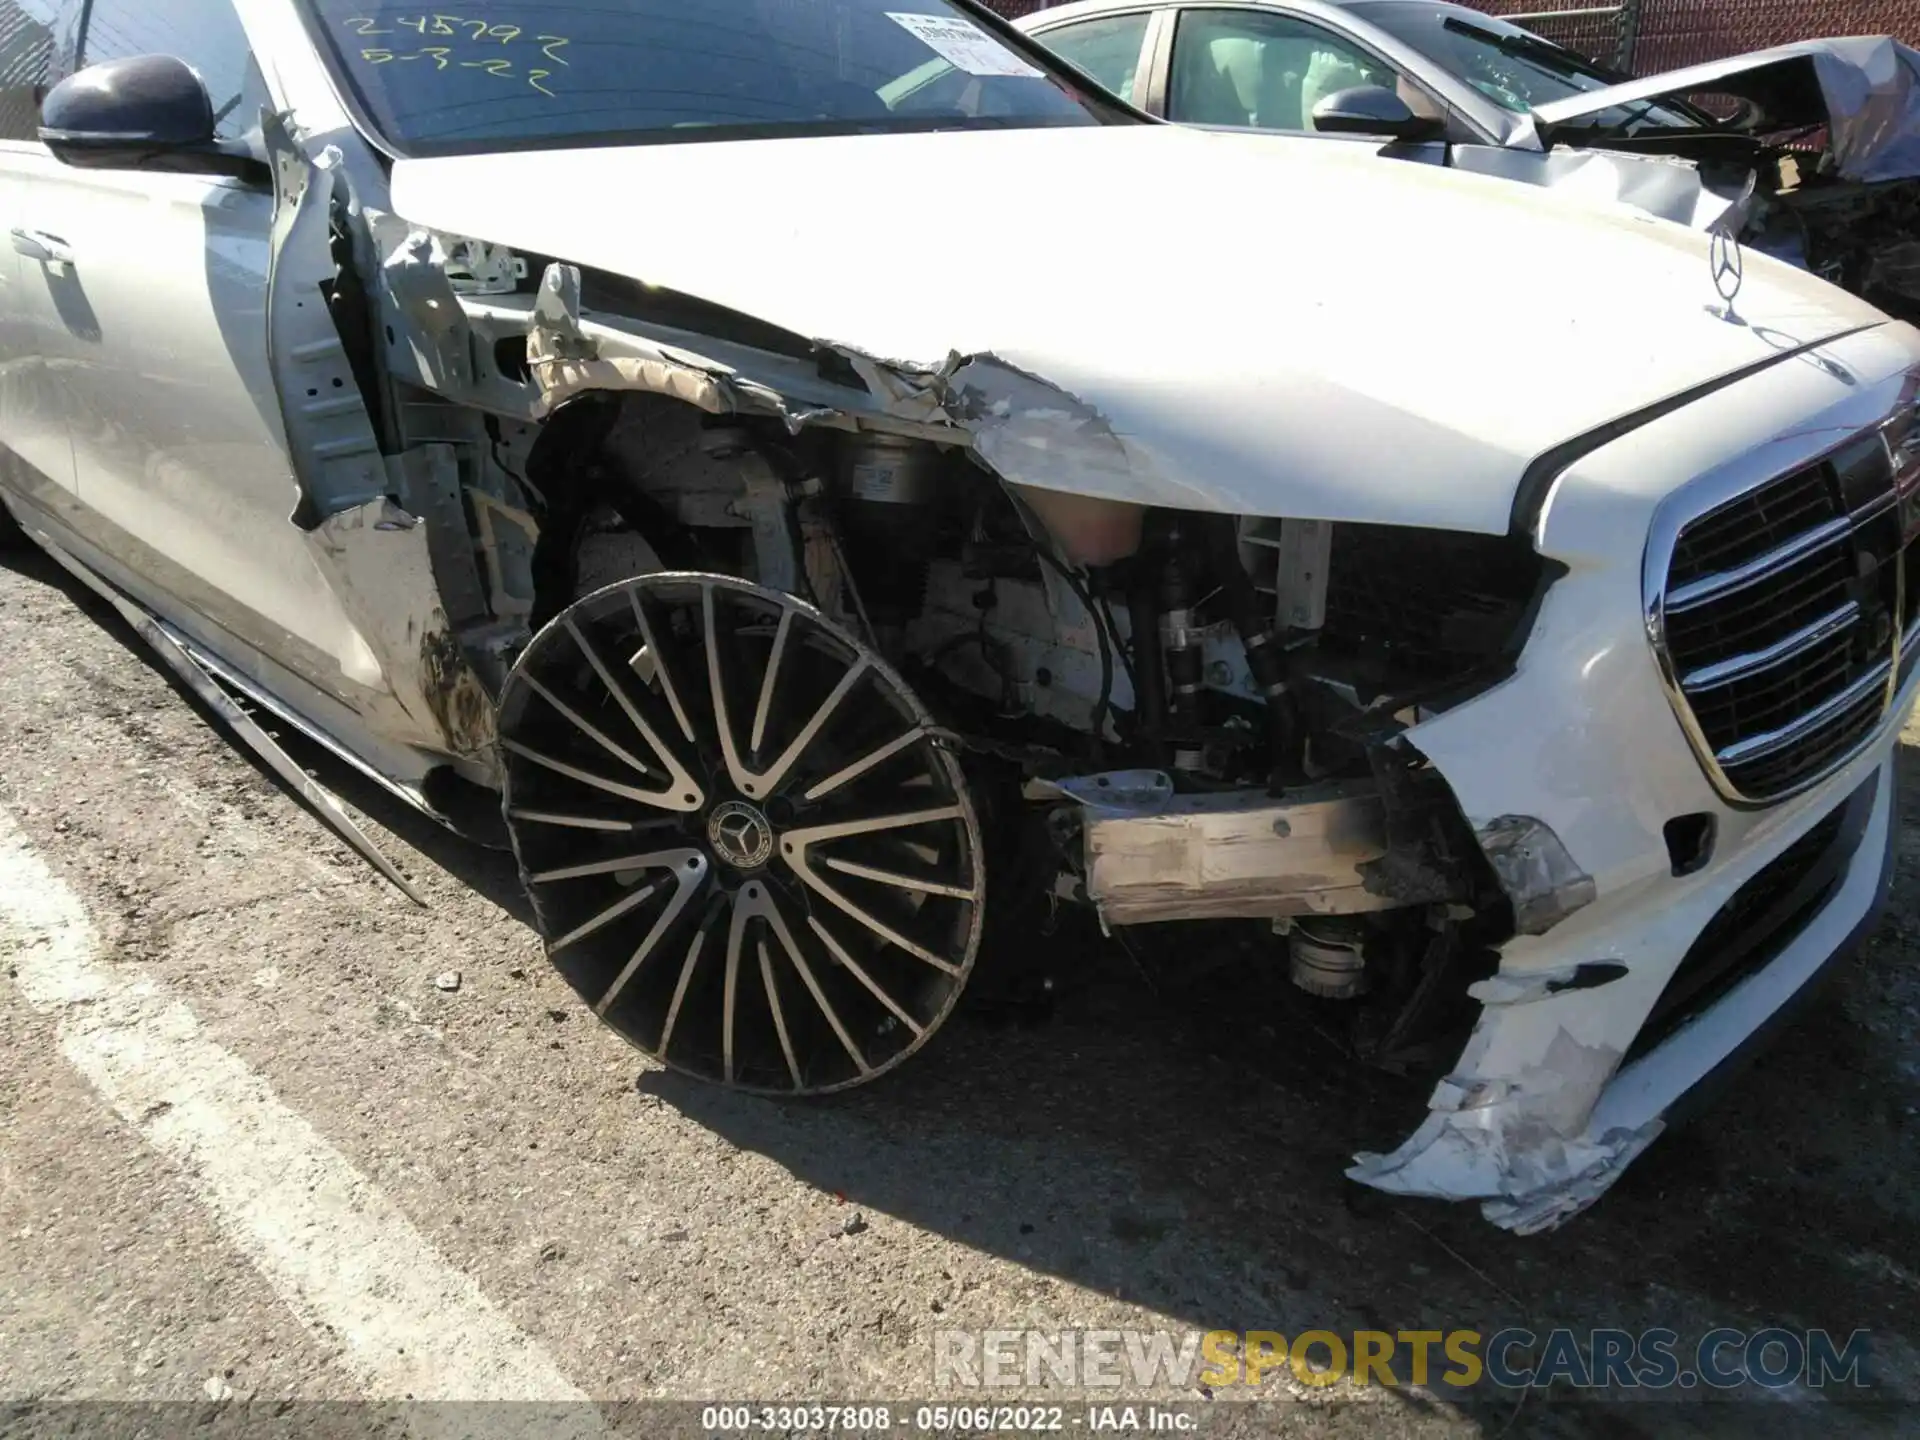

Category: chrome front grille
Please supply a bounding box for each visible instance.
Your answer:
[1649,389,1920,805]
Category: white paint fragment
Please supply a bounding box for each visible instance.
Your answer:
[0,806,594,1412]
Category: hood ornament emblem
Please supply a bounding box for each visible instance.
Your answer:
[1709,225,1745,308]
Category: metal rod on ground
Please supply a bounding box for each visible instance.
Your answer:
[36,540,429,908]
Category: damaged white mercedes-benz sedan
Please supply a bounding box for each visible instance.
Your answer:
[2,0,1918,1232]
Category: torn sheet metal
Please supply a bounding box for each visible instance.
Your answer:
[529,260,591,361]
[1469,961,1629,1008]
[466,490,539,621]
[263,112,387,526]
[1531,36,1920,185]
[1475,815,1598,937]
[951,357,1187,509]
[1450,144,1750,231]
[383,229,475,393]
[304,498,499,770]
[441,236,526,295]
[1349,1026,1657,1235]
[1041,770,1402,924]
[393,444,490,628]
[834,347,1212,512]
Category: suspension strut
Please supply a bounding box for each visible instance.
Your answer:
[1206,516,1307,787]
[1126,567,1168,767]
[1158,521,1207,774]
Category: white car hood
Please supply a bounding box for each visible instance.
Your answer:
[390,124,1885,534]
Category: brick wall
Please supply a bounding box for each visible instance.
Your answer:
[980,0,1920,73]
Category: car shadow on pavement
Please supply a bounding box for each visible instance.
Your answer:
[11,549,1920,1426]
[639,896,1920,1362]
[631,751,1920,1420]
[0,548,533,923]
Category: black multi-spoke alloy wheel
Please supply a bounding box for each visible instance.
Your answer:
[499,573,985,1095]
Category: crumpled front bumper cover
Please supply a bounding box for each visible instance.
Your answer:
[1349,755,1897,1233]
[1343,323,1920,1232]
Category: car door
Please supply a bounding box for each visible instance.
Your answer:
[24,0,387,706]
[0,0,78,524]
[1154,4,1450,161]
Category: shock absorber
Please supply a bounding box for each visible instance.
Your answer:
[834,435,941,649]
[1207,516,1307,786]
[1126,568,1168,766]
[1159,524,1207,773]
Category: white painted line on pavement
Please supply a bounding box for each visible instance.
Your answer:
[0,805,592,1407]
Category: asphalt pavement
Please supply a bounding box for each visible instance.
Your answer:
[4,549,1919,1438]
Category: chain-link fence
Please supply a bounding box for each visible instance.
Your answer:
[1473,0,1919,71]
[982,0,1920,74]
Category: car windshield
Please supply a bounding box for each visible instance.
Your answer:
[1346,3,1704,132]
[299,0,1122,157]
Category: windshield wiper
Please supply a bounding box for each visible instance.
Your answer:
[1443,17,1710,131]
[1442,16,1609,79]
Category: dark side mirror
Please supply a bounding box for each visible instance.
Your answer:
[39,55,242,176]
[1310,84,1446,143]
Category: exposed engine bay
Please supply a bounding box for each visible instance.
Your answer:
[356,238,1577,1101]
[1546,133,1920,325]
[1746,166,1920,324]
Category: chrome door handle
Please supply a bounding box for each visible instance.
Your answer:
[10,228,75,266]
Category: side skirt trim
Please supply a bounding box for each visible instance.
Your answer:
[32,539,428,908]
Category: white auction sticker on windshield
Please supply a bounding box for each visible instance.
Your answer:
[887,12,1044,77]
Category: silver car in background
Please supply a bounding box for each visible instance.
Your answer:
[1018,0,1920,320]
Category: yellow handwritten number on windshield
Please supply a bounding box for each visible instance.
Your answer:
[344,14,567,97]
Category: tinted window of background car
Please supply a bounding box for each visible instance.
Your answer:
[1040,12,1151,102]
[0,0,55,142]
[301,0,1123,158]
[80,0,269,143]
